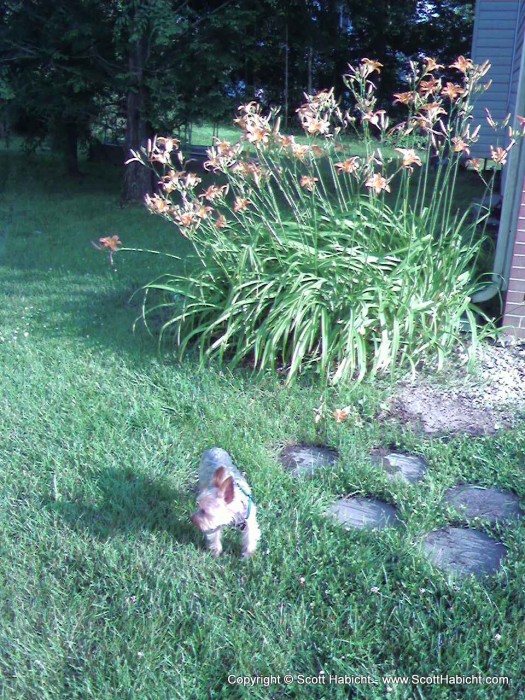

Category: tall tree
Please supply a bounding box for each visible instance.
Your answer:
[116,0,248,201]
[115,0,188,201]
[412,0,474,65]
[1,0,475,193]
[0,0,115,174]
[343,0,474,103]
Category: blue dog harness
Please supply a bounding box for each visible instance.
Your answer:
[236,482,255,519]
[231,482,255,531]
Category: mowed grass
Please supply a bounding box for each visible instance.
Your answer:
[1,144,525,700]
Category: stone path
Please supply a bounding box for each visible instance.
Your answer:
[371,451,427,484]
[280,444,339,477]
[422,528,507,578]
[328,498,399,530]
[279,443,523,577]
[444,484,523,523]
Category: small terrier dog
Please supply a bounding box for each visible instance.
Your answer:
[191,447,261,558]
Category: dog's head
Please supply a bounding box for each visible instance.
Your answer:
[191,466,236,532]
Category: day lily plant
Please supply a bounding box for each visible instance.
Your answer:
[127,56,517,385]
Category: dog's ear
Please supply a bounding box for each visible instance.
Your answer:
[212,466,227,487]
[221,476,235,504]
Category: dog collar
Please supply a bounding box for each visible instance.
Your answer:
[231,483,255,530]
[235,481,255,520]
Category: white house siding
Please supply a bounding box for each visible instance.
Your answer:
[503,3,525,336]
[470,0,521,159]
[471,1,525,337]
[502,185,525,337]
[508,2,525,112]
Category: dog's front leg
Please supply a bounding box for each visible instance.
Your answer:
[206,529,223,557]
[241,519,261,559]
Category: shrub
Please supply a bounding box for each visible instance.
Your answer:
[129,56,512,385]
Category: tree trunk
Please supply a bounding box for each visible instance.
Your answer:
[64,121,80,177]
[307,45,313,95]
[51,119,80,176]
[121,34,155,203]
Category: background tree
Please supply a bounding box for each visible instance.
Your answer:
[1,0,475,196]
[0,0,115,175]
[115,0,250,201]
[115,0,187,201]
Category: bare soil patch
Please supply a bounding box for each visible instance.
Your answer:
[383,339,525,436]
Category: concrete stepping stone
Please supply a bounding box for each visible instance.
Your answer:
[422,527,507,577]
[372,451,427,484]
[328,497,400,530]
[444,484,523,524]
[280,444,338,476]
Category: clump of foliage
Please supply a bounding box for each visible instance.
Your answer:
[129,56,512,385]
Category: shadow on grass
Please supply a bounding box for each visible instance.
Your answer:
[52,467,198,547]
[0,265,168,360]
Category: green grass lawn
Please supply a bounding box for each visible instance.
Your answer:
[1,144,524,700]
